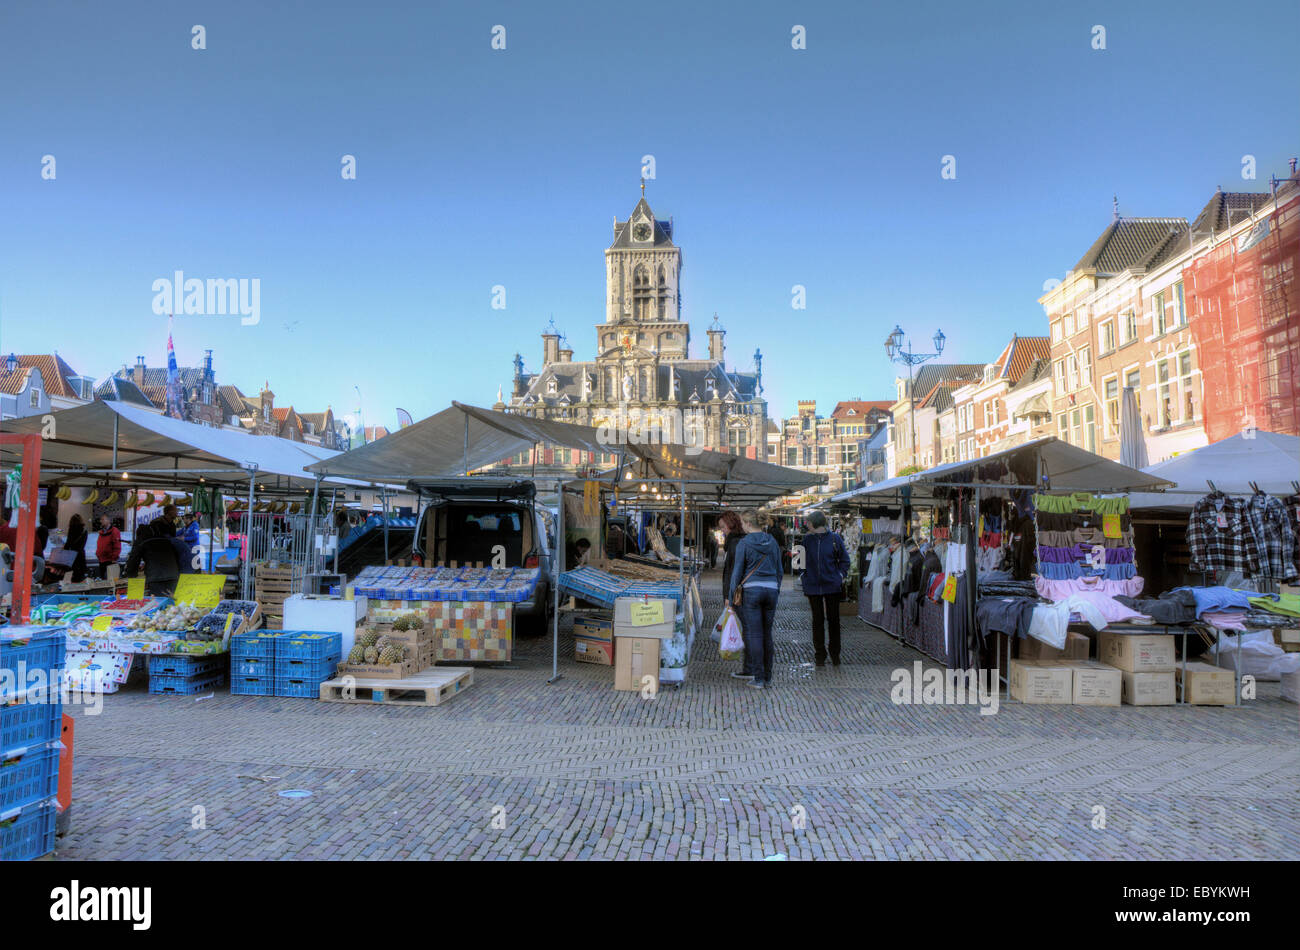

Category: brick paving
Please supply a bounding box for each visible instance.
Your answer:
[55,572,1300,860]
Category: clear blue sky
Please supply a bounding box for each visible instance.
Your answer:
[2,0,1296,431]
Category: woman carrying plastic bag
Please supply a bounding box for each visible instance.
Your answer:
[714,604,745,660]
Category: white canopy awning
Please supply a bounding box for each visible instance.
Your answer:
[0,401,361,492]
[307,402,822,505]
[1128,431,1300,511]
[826,436,1174,507]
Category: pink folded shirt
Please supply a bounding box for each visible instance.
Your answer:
[1057,591,1150,624]
[1201,610,1246,631]
[1035,575,1144,601]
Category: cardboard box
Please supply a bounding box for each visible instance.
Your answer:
[1176,662,1236,705]
[1018,631,1089,662]
[1275,628,1300,652]
[1064,660,1121,706]
[335,657,418,680]
[614,636,660,691]
[1009,659,1073,704]
[573,616,613,640]
[574,636,615,666]
[613,597,677,640]
[1099,632,1175,673]
[1121,670,1176,706]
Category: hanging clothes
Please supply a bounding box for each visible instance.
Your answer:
[1187,492,1262,576]
[1244,492,1298,581]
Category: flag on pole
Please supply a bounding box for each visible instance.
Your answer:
[396,408,413,429]
[165,317,184,419]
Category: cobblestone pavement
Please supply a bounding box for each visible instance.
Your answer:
[56,573,1300,860]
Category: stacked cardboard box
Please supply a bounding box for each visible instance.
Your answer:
[1009,657,1123,706]
[573,616,614,666]
[612,597,676,692]
[1019,632,1090,661]
[1099,631,1176,706]
[1176,662,1236,705]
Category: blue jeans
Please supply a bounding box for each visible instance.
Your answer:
[739,586,778,684]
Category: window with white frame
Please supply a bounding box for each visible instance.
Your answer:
[1084,404,1096,453]
[1124,367,1142,415]
[1174,281,1186,326]
[1153,291,1167,336]
[1051,321,1062,343]
[30,388,41,408]
[1077,308,1089,329]
[1178,350,1194,421]
[1122,309,1137,344]
[1103,376,1119,434]
[1056,359,1066,392]
[1064,313,1075,336]
[1058,414,1068,443]
[1079,346,1092,386]
[1100,320,1115,353]
[1156,358,1172,427]
[1067,354,1079,391]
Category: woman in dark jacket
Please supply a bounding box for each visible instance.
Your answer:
[63,514,90,582]
[730,509,784,689]
[719,511,745,602]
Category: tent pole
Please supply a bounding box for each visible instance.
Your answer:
[549,480,564,684]
[382,487,390,562]
[463,415,469,475]
[331,487,339,575]
[112,413,119,471]
[678,477,685,594]
[242,469,256,600]
[966,487,979,679]
[308,474,322,578]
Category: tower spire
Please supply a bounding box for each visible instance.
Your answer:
[640,177,645,196]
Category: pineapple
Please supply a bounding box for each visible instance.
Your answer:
[348,645,366,664]
[357,628,378,649]
[377,646,398,665]
[363,646,379,664]
[375,636,392,651]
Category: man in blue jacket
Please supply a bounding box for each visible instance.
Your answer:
[800,511,851,667]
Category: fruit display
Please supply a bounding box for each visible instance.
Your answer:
[213,600,259,619]
[356,627,379,649]
[347,645,366,663]
[363,646,379,663]
[128,601,204,632]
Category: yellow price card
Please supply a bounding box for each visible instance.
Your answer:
[126,578,145,599]
[1102,513,1123,539]
[628,601,665,627]
[172,575,226,611]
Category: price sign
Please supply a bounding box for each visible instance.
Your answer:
[172,575,226,611]
[628,601,665,626]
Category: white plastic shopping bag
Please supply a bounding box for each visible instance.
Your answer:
[718,607,744,660]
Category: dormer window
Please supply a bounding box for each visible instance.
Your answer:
[546,376,558,395]
[983,365,996,384]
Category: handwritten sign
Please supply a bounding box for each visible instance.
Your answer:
[628,601,665,627]
[172,575,226,611]
[126,578,145,600]
[1102,513,1123,539]
[91,615,113,632]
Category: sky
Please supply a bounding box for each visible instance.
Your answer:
[2,0,1297,433]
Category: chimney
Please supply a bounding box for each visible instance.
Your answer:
[203,349,214,381]
[557,338,573,363]
[542,329,560,365]
[133,356,145,388]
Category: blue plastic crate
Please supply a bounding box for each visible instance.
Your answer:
[0,745,59,812]
[274,676,326,699]
[148,654,227,678]
[231,629,292,661]
[277,631,342,664]
[1,693,62,757]
[148,672,226,695]
[232,656,275,678]
[230,675,275,697]
[0,628,66,696]
[277,656,338,681]
[0,801,57,861]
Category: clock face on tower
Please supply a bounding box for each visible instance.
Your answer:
[633,221,652,241]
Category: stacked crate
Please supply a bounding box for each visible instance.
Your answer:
[1,626,65,860]
[147,654,228,695]
[230,629,293,696]
[275,632,342,698]
[255,565,296,630]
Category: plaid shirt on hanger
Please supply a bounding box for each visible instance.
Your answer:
[1187,493,1263,576]
[1245,493,1298,581]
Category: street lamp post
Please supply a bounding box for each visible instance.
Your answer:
[884,325,945,472]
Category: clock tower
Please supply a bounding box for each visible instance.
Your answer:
[601,188,687,359]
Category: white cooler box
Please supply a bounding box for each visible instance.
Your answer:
[282,594,368,656]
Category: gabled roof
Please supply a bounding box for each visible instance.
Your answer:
[994,335,1051,382]
[0,355,85,398]
[609,197,675,249]
[93,376,156,407]
[918,380,963,412]
[831,400,892,419]
[1009,357,1053,393]
[272,407,292,422]
[215,385,247,420]
[905,364,984,409]
[1071,217,1188,275]
[1189,190,1272,237]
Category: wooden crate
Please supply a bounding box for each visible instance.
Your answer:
[318,667,473,706]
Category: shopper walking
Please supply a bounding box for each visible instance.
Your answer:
[730,508,783,690]
[95,515,122,579]
[800,510,850,667]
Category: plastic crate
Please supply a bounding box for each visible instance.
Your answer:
[278,656,338,679]
[1,693,63,757]
[148,654,227,678]
[232,656,275,678]
[0,801,57,861]
[0,628,66,694]
[147,672,226,695]
[0,745,60,812]
[274,676,326,699]
[277,632,342,664]
[230,629,292,661]
[230,675,275,697]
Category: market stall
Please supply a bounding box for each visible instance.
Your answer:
[826,437,1291,706]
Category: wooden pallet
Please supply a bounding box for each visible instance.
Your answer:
[317,667,474,706]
